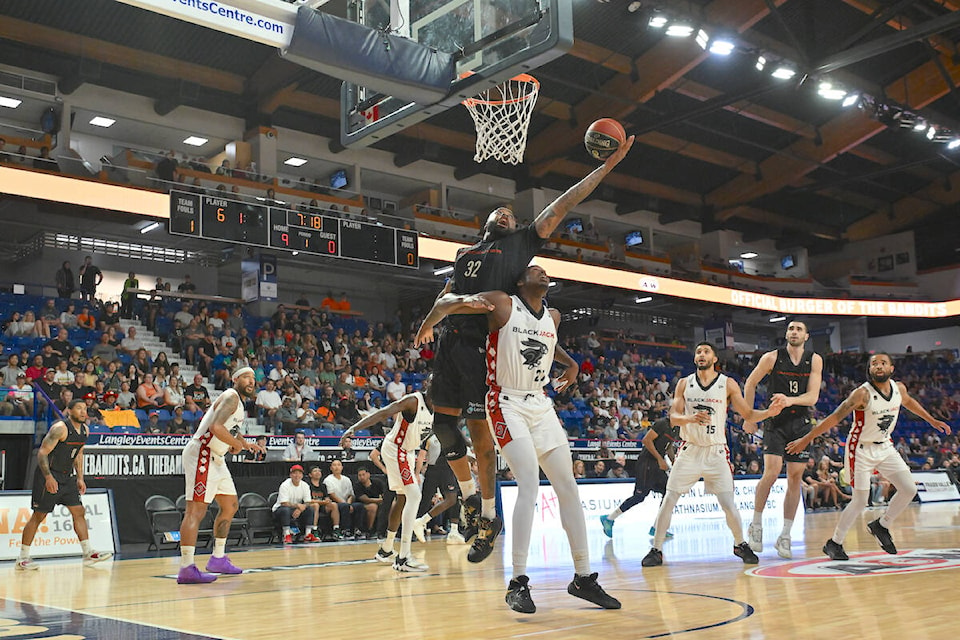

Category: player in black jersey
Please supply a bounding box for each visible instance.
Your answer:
[416,136,634,563]
[742,319,823,559]
[16,399,112,570]
[600,417,679,538]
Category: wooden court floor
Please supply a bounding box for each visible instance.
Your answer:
[2,502,959,640]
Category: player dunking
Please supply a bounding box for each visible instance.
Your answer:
[178,367,265,584]
[600,416,678,539]
[419,266,620,613]
[743,319,823,558]
[786,352,951,559]
[417,136,635,563]
[341,378,435,572]
[16,399,112,570]
[641,343,786,567]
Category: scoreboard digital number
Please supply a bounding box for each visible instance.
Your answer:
[169,191,418,269]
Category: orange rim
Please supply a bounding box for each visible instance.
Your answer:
[461,73,539,107]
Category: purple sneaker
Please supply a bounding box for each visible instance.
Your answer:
[177,564,218,584]
[205,555,243,575]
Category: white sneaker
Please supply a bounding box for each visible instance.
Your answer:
[83,551,113,566]
[393,556,428,572]
[775,535,792,559]
[412,518,426,544]
[375,548,396,563]
[747,523,763,552]
[446,530,467,545]
[15,559,39,571]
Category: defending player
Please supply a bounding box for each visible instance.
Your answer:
[786,352,951,559]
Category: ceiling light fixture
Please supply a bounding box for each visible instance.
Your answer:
[89,116,116,127]
[648,13,668,28]
[709,38,736,56]
[183,136,208,146]
[140,222,161,234]
[433,265,454,276]
[695,29,709,50]
[947,139,960,150]
[841,93,860,108]
[771,65,796,80]
[755,55,766,71]
[769,316,787,323]
[665,23,695,37]
[635,296,653,303]
[284,157,308,167]
[740,251,758,259]
[817,81,846,100]
[0,96,22,109]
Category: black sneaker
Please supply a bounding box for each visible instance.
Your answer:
[567,573,621,609]
[867,519,897,554]
[641,548,663,567]
[734,542,759,564]
[505,575,536,614]
[822,539,849,561]
[467,516,502,563]
[461,494,481,531]
[354,529,365,539]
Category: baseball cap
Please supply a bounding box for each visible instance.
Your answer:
[16,372,26,378]
[104,391,117,398]
[149,411,159,417]
[84,392,96,399]
[290,464,304,473]
[45,368,55,375]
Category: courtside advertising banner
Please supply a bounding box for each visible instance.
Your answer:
[913,471,960,502]
[0,489,119,561]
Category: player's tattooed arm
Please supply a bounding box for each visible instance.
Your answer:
[37,422,66,478]
[786,387,868,454]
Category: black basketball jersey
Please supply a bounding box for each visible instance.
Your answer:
[445,224,545,340]
[48,417,87,474]
[769,347,813,418]
[640,417,680,460]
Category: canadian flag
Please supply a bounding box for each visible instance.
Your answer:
[361,105,380,124]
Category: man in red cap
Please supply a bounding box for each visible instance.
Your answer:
[271,464,321,543]
[82,391,104,426]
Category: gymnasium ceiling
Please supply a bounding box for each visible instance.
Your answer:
[1,0,960,270]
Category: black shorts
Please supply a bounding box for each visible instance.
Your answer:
[634,455,669,499]
[31,468,82,513]
[763,413,812,463]
[431,329,488,420]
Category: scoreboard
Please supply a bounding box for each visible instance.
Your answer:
[169,191,419,269]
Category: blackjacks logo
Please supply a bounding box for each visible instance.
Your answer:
[877,415,895,432]
[693,403,716,416]
[520,338,547,369]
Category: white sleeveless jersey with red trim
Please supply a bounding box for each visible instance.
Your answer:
[384,391,432,451]
[680,372,729,446]
[192,387,246,456]
[850,380,901,444]
[486,295,557,393]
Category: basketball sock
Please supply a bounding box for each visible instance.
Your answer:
[540,446,591,575]
[608,508,623,521]
[481,498,496,520]
[416,514,431,527]
[400,483,422,558]
[333,525,340,530]
[19,545,30,561]
[880,470,917,527]
[832,489,869,544]
[383,530,397,552]
[80,539,92,556]
[781,519,793,537]
[751,511,763,526]
[180,545,196,568]
[653,491,681,549]
[283,527,292,536]
[449,522,459,534]
[459,479,476,499]
[717,492,744,543]
[213,538,226,558]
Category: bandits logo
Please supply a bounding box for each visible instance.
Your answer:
[747,549,960,578]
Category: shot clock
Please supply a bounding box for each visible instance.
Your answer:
[169,191,418,269]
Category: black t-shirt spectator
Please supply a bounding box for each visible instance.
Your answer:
[80,265,102,291]
[100,307,120,326]
[307,478,328,500]
[178,281,197,294]
[42,353,61,369]
[156,155,178,182]
[354,477,384,501]
[45,337,73,357]
[184,383,210,407]
[36,379,61,401]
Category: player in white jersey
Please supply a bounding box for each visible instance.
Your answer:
[178,367,265,584]
[787,352,951,559]
[341,378,435,572]
[641,342,786,568]
[418,265,620,614]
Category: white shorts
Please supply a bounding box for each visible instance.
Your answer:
[845,440,909,490]
[183,438,236,504]
[666,443,734,495]
[381,441,418,493]
[486,390,567,457]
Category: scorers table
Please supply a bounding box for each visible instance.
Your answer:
[170,190,419,268]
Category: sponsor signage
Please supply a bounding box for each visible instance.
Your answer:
[913,471,960,503]
[0,489,118,561]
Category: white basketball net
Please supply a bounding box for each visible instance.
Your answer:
[462,74,540,165]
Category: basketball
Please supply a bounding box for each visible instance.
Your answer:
[584,118,626,160]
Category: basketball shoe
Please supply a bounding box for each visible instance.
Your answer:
[393,556,428,572]
[641,548,663,567]
[568,573,621,609]
[446,530,466,545]
[467,516,502,563]
[747,523,763,552]
[822,539,849,561]
[375,548,396,563]
[505,575,536,614]
[206,555,243,574]
[734,542,759,564]
[867,519,897,554]
[15,559,39,571]
[83,551,112,566]
[177,565,218,584]
[599,515,614,538]
[775,535,792,559]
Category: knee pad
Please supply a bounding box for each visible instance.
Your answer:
[433,413,468,461]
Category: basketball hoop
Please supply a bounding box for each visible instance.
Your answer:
[461,73,540,165]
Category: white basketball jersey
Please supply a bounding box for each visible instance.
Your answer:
[384,391,432,451]
[680,372,729,446]
[850,380,901,444]
[486,296,557,393]
[193,387,246,456]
